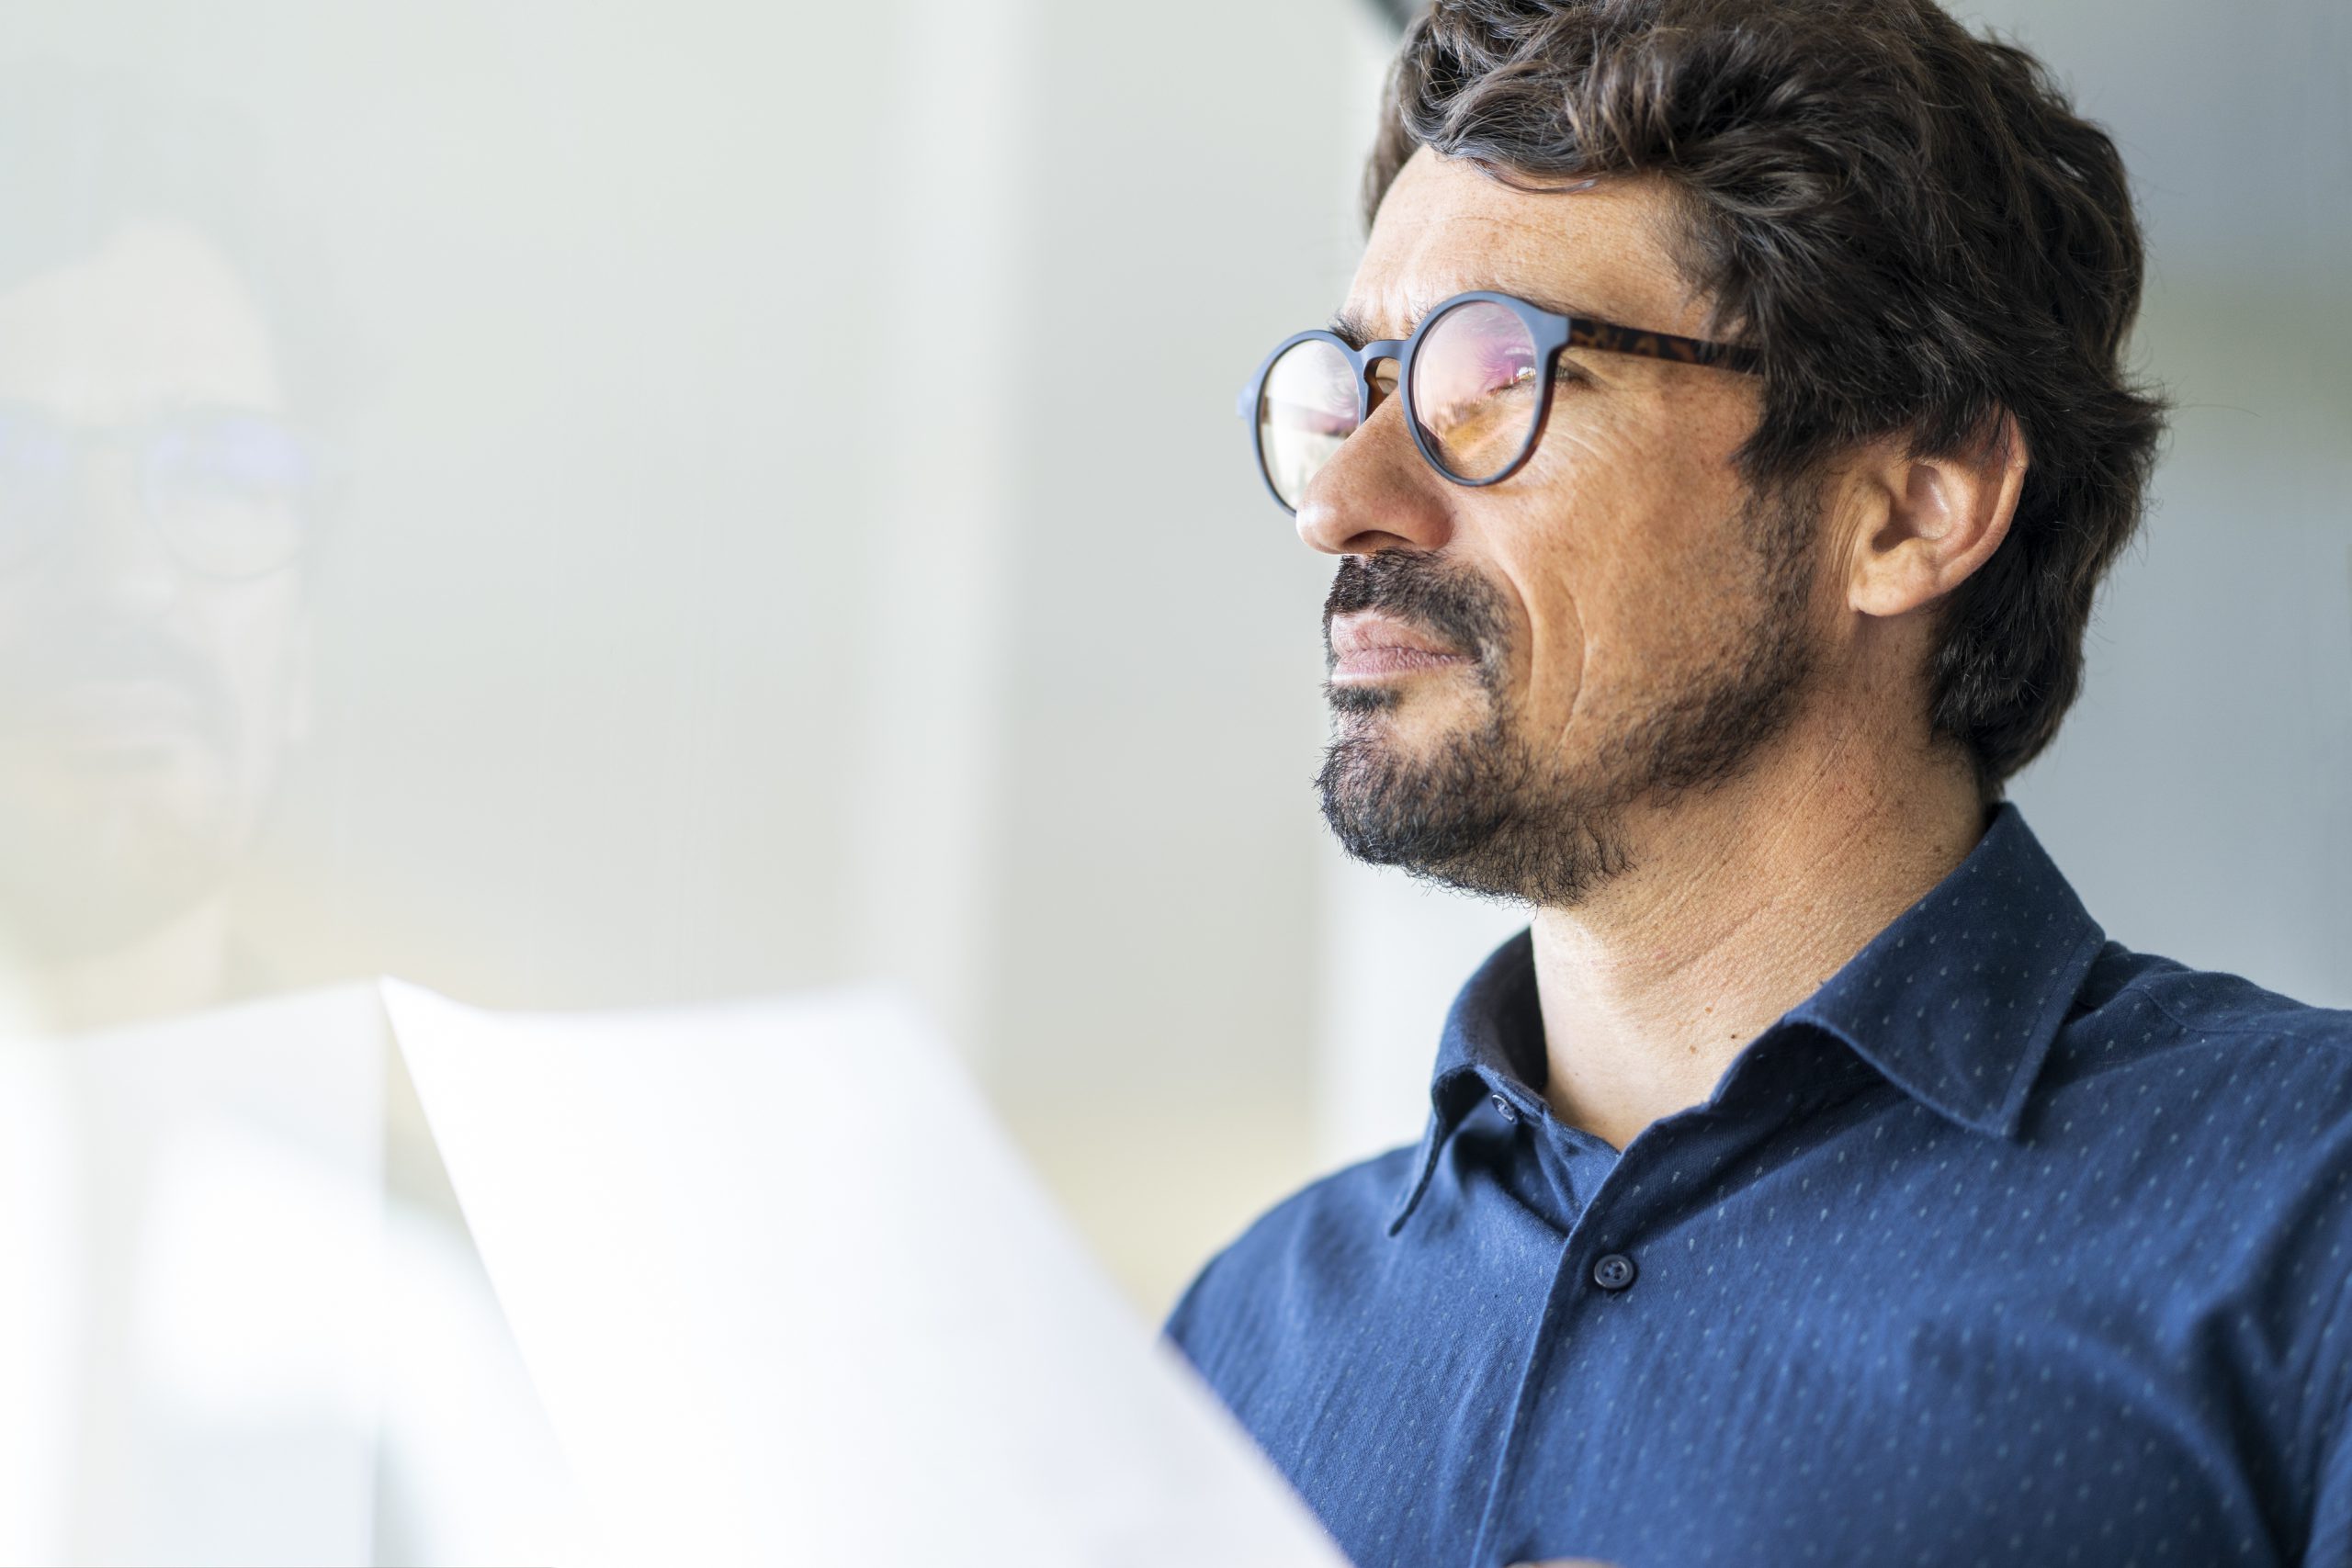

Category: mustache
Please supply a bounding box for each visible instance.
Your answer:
[0,619,237,743]
[1322,551,1509,670]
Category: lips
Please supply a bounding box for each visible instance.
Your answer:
[21,680,213,767]
[1328,611,1474,681]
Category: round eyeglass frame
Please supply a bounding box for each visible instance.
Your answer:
[0,401,332,581]
[1235,289,1761,514]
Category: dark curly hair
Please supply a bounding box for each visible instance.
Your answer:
[1365,0,2168,804]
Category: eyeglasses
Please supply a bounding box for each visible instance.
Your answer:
[0,402,322,580]
[1237,289,1760,513]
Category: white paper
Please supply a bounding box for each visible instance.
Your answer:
[0,985,389,1565]
[381,977,1349,1568]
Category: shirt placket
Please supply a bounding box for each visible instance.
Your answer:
[1463,1025,1855,1568]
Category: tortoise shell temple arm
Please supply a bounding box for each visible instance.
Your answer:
[1566,316,1762,375]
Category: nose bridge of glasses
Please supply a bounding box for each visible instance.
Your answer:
[1358,340,1405,412]
[69,430,154,536]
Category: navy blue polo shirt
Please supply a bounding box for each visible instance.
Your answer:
[1163,802,2352,1567]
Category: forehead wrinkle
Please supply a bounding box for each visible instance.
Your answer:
[1335,209,1486,347]
[1351,161,1718,344]
[1328,277,1643,358]
[1336,229,1641,350]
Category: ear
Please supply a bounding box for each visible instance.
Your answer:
[1845,411,2029,619]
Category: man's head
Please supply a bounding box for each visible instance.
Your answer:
[0,74,332,966]
[1303,0,2165,906]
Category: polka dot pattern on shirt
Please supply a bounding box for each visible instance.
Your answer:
[1164,802,2352,1568]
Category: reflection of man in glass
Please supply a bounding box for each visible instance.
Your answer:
[0,78,323,1033]
[0,79,563,1563]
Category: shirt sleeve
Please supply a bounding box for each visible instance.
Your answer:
[1158,1245,1225,1356]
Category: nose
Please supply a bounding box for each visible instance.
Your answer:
[1293,375,1454,558]
[62,443,182,620]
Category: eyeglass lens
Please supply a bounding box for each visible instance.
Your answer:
[1255,301,1548,508]
[0,404,313,579]
[1256,337,1360,512]
[1408,300,1543,485]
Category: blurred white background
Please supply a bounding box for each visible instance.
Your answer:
[0,0,2341,1559]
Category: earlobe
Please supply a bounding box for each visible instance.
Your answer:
[1848,412,2029,620]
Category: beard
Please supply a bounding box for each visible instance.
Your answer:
[1314,476,1821,908]
[0,615,261,965]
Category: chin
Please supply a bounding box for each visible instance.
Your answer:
[1336,675,1485,738]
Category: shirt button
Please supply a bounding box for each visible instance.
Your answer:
[1592,1252,1637,1292]
[1488,1092,1518,1123]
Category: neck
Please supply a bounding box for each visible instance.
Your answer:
[1528,715,1986,1150]
[0,896,237,1037]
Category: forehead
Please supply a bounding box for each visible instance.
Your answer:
[1344,147,1709,342]
[0,218,284,419]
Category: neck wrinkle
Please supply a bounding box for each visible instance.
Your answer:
[1526,733,1984,1147]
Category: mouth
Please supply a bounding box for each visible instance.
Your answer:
[1327,611,1476,684]
[27,679,214,763]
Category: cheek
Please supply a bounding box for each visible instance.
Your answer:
[1521,579,1586,730]
[1478,436,1750,733]
[1479,520,1589,728]
[194,578,305,741]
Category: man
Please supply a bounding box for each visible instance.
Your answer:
[0,74,322,1034]
[1163,3,2352,1564]
[0,73,569,1562]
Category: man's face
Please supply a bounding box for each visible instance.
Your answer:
[1304,149,1825,906]
[0,220,309,962]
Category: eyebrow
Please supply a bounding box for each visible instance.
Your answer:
[1323,303,1387,348]
[1325,289,1603,348]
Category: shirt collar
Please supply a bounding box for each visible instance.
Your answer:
[1385,801,2108,1235]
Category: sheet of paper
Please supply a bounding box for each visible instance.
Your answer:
[382,978,1349,1568]
[0,985,389,1565]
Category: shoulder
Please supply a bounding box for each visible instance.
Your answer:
[2052,947,2352,1292]
[1160,1141,1419,1388]
[2043,942,2352,1190]
[2057,940,2352,1089]
[2061,945,2352,1488]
